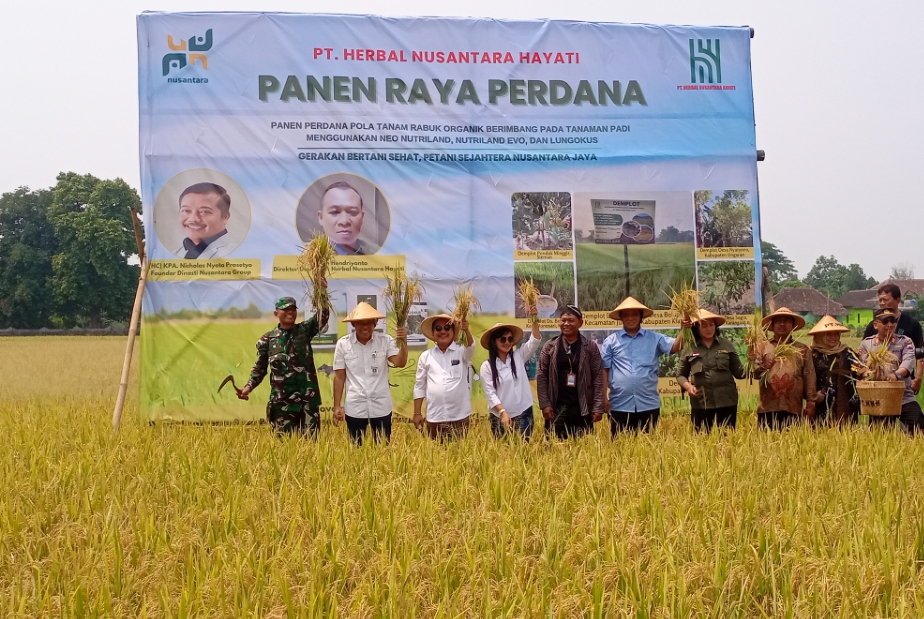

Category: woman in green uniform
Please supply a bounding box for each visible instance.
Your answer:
[677,310,745,431]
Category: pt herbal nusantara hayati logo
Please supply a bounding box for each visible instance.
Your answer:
[689,39,721,84]
[162,29,212,77]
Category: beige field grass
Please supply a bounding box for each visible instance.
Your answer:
[3,336,924,617]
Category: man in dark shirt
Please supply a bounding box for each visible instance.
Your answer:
[536,305,605,439]
[863,283,924,394]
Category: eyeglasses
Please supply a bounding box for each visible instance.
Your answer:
[433,324,454,333]
[880,318,897,325]
[496,335,515,343]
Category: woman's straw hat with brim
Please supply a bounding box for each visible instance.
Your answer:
[420,314,455,341]
[479,322,525,350]
[808,314,849,335]
[761,307,807,331]
[695,309,727,327]
[342,301,385,323]
[608,296,654,320]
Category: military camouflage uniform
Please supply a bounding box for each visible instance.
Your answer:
[246,307,330,436]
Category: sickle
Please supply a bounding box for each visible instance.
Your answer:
[218,375,240,394]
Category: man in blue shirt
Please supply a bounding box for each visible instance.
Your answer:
[600,296,686,436]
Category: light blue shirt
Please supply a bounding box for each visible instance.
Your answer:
[600,328,675,412]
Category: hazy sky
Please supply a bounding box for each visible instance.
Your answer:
[2,1,921,281]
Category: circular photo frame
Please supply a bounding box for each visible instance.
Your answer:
[153,169,252,259]
[296,173,391,256]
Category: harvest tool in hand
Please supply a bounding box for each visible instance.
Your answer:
[218,374,243,396]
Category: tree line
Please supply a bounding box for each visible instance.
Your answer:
[0,173,142,329]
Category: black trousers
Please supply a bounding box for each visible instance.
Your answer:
[345,413,392,445]
[691,406,737,432]
[546,405,594,439]
[869,401,924,435]
[757,410,798,430]
[609,408,660,436]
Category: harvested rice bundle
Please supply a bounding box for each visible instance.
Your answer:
[668,280,700,350]
[383,271,424,343]
[760,338,803,387]
[743,311,768,382]
[518,277,540,324]
[296,232,336,315]
[450,283,481,346]
[853,342,897,380]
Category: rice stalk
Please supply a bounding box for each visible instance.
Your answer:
[383,271,424,335]
[759,337,804,387]
[743,311,768,383]
[853,340,898,380]
[450,283,481,346]
[668,280,700,350]
[296,232,336,315]
[518,277,540,324]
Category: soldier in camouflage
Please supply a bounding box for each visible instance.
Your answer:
[238,294,330,436]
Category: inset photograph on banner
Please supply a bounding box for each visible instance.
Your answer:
[296,173,391,256]
[572,192,695,311]
[696,259,757,317]
[153,169,252,260]
[513,261,576,320]
[694,190,755,259]
[511,192,573,260]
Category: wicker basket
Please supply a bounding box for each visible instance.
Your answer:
[856,380,905,417]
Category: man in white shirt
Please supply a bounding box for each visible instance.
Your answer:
[332,302,407,444]
[413,314,475,441]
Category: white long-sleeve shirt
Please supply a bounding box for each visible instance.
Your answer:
[413,341,475,422]
[333,332,400,419]
[479,335,542,417]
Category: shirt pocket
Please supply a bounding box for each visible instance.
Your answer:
[689,358,705,376]
[715,352,730,372]
[444,360,464,384]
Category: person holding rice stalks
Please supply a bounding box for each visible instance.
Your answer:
[479,307,542,440]
[413,314,475,441]
[331,302,408,445]
[676,310,745,431]
[238,292,330,437]
[600,297,688,436]
[808,315,862,427]
[536,305,606,439]
[748,307,816,430]
[858,307,923,434]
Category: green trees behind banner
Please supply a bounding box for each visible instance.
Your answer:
[0,173,142,329]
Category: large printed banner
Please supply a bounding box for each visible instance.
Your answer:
[138,12,761,422]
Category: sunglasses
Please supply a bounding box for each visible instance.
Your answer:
[495,335,516,343]
[880,318,897,325]
[433,324,454,333]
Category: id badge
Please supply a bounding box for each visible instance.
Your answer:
[371,365,378,375]
[566,372,577,387]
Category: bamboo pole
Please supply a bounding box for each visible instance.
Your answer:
[112,208,146,435]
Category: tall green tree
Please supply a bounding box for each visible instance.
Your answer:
[0,187,57,328]
[803,255,874,299]
[49,172,142,328]
[761,241,799,284]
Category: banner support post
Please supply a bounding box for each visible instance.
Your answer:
[112,207,146,435]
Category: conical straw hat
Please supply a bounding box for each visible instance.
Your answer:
[761,307,806,331]
[342,301,385,323]
[694,309,726,327]
[420,314,454,341]
[608,296,654,320]
[807,314,849,335]
[479,322,525,350]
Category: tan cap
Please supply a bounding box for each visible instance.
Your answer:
[694,309,726,327]
[420,314,454,341]
[342,301,385,323]
[807,315,849,335]
[479,322,525,350]
[608,296,654,320]
[761,307,806,331]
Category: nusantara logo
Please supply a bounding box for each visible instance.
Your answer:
[162,29,212,83]
[677,38,735,92]
[689,39,721,84]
